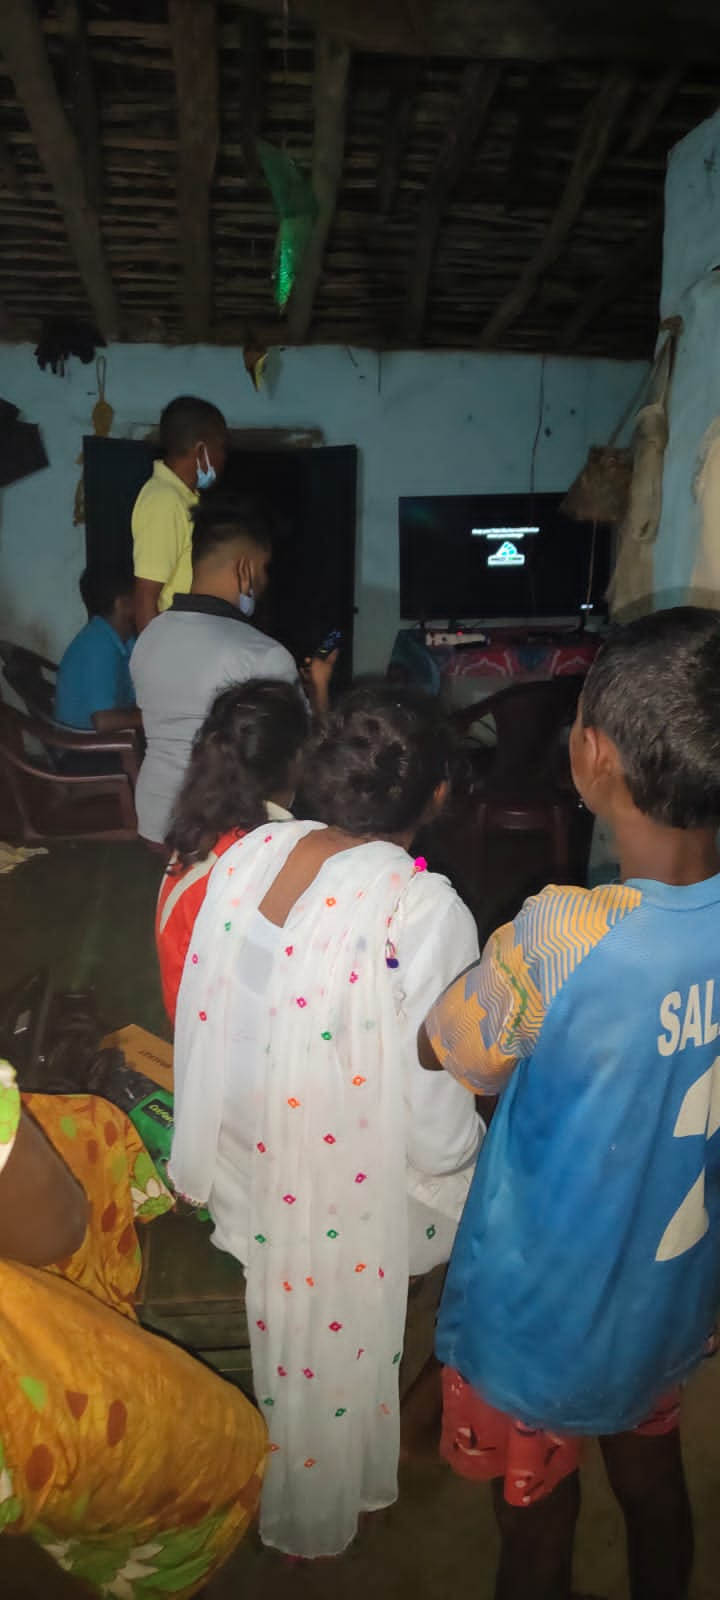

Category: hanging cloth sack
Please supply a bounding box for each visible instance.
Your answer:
[607,322,680,618]
[561,443,633,525]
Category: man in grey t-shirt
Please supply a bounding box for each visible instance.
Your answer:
[131,493,330,845]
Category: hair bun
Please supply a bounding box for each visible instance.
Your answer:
[374,739,405,777]
[299,684,452,837]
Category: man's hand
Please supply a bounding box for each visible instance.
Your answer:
[92,706,143,734]
[301,649,338,715]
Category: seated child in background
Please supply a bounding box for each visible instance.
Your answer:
[421,607,720,1600]
[156,677,309,1022]
[55,566,140,733]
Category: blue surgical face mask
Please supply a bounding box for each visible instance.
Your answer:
[196,445,216,491]
[238,590,255,618]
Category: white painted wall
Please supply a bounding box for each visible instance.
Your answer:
[655,108,720,606]
[0,342,646,672]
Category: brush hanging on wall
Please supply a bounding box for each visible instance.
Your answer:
[74,358,114,526]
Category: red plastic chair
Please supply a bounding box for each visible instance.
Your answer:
[0,702,139,844]
[452,676,590,886]
[0,640,57,723]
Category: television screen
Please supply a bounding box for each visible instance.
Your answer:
[398,493,611,623]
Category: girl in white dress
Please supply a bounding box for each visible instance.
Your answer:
[170,685,483,1558]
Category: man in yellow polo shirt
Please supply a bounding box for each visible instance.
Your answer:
[132,395,228,631]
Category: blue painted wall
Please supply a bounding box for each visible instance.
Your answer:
[656,109,720,606]
[0,342,646,673]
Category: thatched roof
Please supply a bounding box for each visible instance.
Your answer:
[0,0,718,359]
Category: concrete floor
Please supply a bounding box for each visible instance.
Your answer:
[0,839,169,1042]
[1,841,720,1598]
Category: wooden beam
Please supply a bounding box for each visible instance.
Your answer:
[559,210,663,349]
[55,0,104,209]
[0,128,24,196]
[0,0,119,337]
[286,34,350,344]
[37,5,720,62]
[480,68,634,349]
[625,64,687,153]
[237,8,265,187]
[404,63,501,343]
[240,0,720,63]
[168,0,219,342]
[376,60,422,216]
[504,65,547,213]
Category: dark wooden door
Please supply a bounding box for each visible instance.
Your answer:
[222,444,357,686]
[83,438,358,684]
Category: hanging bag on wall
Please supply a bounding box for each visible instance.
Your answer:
[561,442,633,525]
[608,322,680,618]
[561,320,680,532]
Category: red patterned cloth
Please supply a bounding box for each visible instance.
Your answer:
[440,1367,681,1506]
[443,639,601,681]
[156,829,243,1022]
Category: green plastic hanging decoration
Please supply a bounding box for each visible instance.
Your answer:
[257,138,317,309]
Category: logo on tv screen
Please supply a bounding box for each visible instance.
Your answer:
[487,540,525,569]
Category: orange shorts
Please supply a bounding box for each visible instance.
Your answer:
[440,1367,682,1507]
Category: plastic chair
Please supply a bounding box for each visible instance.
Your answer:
[452,676,590,885]
[0,640,57,722]
[0,702,139,843]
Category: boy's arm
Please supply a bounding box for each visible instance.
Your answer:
[87,642,141,733]
[135,579,163,632]
[133,499,187,629]
[421,881,639,1094]
[421,901,546,1095]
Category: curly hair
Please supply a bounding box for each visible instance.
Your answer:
[299,683,452,837]
[166,678,309,868]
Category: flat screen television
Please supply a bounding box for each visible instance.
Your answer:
[398,493,611,624]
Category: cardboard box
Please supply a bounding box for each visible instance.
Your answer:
[101,1024,174,1092]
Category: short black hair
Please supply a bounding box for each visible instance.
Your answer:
[166,678,309,867]
[79,565,134,619]
[158,395,226,459]
[191,490,275,570]
[582,606,720,828]
[300,683,452,837]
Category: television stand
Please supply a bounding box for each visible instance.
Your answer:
[424,619,588,649]
[391,623,602,701]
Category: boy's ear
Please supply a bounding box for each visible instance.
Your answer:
[236,554,253,596]
[594,726,623,781]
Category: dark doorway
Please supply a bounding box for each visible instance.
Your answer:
[83,438,358,686]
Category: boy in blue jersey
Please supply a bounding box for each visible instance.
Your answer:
[421,607,720,1600]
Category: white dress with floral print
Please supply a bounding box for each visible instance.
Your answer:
[171,821,481,1559]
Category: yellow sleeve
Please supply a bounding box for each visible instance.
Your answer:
[426,919,543,1095]
[425,881,642,1095]
[132,492,190,586]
